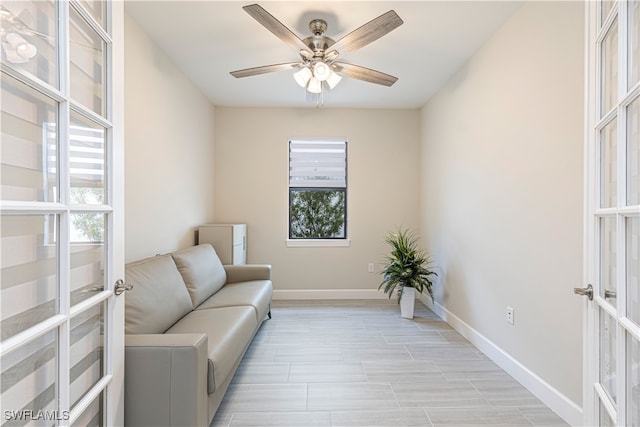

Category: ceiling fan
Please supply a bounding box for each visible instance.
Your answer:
[230,4,403,97]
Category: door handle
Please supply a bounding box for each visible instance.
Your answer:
[604,289,617,299]
[114,279,133,296]
[574,284,593,301]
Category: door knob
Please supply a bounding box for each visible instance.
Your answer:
[604,289,617,299]
[574,284,593,301]
[114,279,133,296]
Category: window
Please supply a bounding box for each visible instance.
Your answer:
[289,139,347,240]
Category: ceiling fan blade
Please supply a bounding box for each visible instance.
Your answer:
[328,10,403,55]
[230,62,301,78]
[333,62,398,87]
[243,4,311,55]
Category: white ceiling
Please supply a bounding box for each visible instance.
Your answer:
[125,1,523,109]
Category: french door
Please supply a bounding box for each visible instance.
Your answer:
[0,1,125,426]
[582,0,640,426]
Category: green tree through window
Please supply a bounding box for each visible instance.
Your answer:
[290,189,345,238]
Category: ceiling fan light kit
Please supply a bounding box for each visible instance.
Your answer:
[230,3,403,105]
[293,59,342,94]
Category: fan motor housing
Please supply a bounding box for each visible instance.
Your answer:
[304,19,335,57]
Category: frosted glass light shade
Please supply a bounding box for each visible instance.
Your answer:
[326,70,342,89]
[293,67,312,87]
[17,42,37,59]
[313,61,330,81]
[3,33,37,63]
[307,77,322,94]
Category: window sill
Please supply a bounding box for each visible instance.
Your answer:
[285,239,351,248]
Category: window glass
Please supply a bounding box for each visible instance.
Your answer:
[70,6,106,116]
[1,73,58,202]
[1,1,57,87]
[0,214,58,340]
[69,111,106,205]
[289,140,347,239]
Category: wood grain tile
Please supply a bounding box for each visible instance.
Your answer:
[330,408,432,426]
[307,382,399,411]
[210,300,568,427]
[426,407,534,426]
[229,411,331,426]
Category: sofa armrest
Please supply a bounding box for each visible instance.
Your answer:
[224,264,271,283]
[125,334,209,427]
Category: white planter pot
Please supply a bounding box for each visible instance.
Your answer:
[400,287,415,319]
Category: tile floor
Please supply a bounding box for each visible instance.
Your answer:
[211,299,569,427]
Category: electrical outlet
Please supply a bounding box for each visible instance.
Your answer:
[368,263,375,273]
[506,306,514,325]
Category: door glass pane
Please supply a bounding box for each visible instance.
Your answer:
[0,214,57,341]
[601,0,616,26]
[1,74,58,202]
[600,400,616,426]
[601,216,618,300]
[628,335,640,427]
[70,213,105,306]
[0,330,59,421]
[69,112,105,204]
[70,303,104,410]
[629,0,639,89]
[602,18,619,117]
[628,216,640,326]
[70,7,105,116]
[601,119,618,208]
[0,1,57,87]
[600,310,617,402]
[77,0,106,30]
[628,96,640,206]
[72,392,103,427]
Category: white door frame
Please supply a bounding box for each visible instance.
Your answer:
[582,1,640,426]
[106,1,125,425]
[0,1,125,425]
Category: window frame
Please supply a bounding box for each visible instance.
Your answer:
[286,138,350,247]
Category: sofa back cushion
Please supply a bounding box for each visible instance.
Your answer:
[172,244,227,307]
[124,254,194,334]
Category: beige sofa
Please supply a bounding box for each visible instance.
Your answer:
[123,244,272,426]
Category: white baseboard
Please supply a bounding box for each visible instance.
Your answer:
[273,289,388,300]
[416,294,582,426]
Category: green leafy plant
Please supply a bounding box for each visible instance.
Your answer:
[290,189,345,238]
[378,228,437,303]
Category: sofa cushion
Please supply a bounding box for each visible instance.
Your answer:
[124,254,194,334]
[172,244,227,307]
[165,306,257,394]
[195,280,273,323]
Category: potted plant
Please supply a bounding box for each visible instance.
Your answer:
[378,228,437,319]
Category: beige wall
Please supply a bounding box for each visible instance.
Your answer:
[124,14,216,262]
[214,108,421,293]
[420,0,584,408]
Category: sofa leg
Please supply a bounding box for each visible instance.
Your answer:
[267,310,272,319]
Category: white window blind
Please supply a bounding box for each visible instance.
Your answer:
[46,122,105,188]
[289,140,346,188]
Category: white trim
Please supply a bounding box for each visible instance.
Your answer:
[273,289,387,300]
[416,294,582,427]
[285,239,351,248]
[583,2,598,425]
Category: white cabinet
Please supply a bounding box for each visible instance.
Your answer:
[198,224,246,265]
